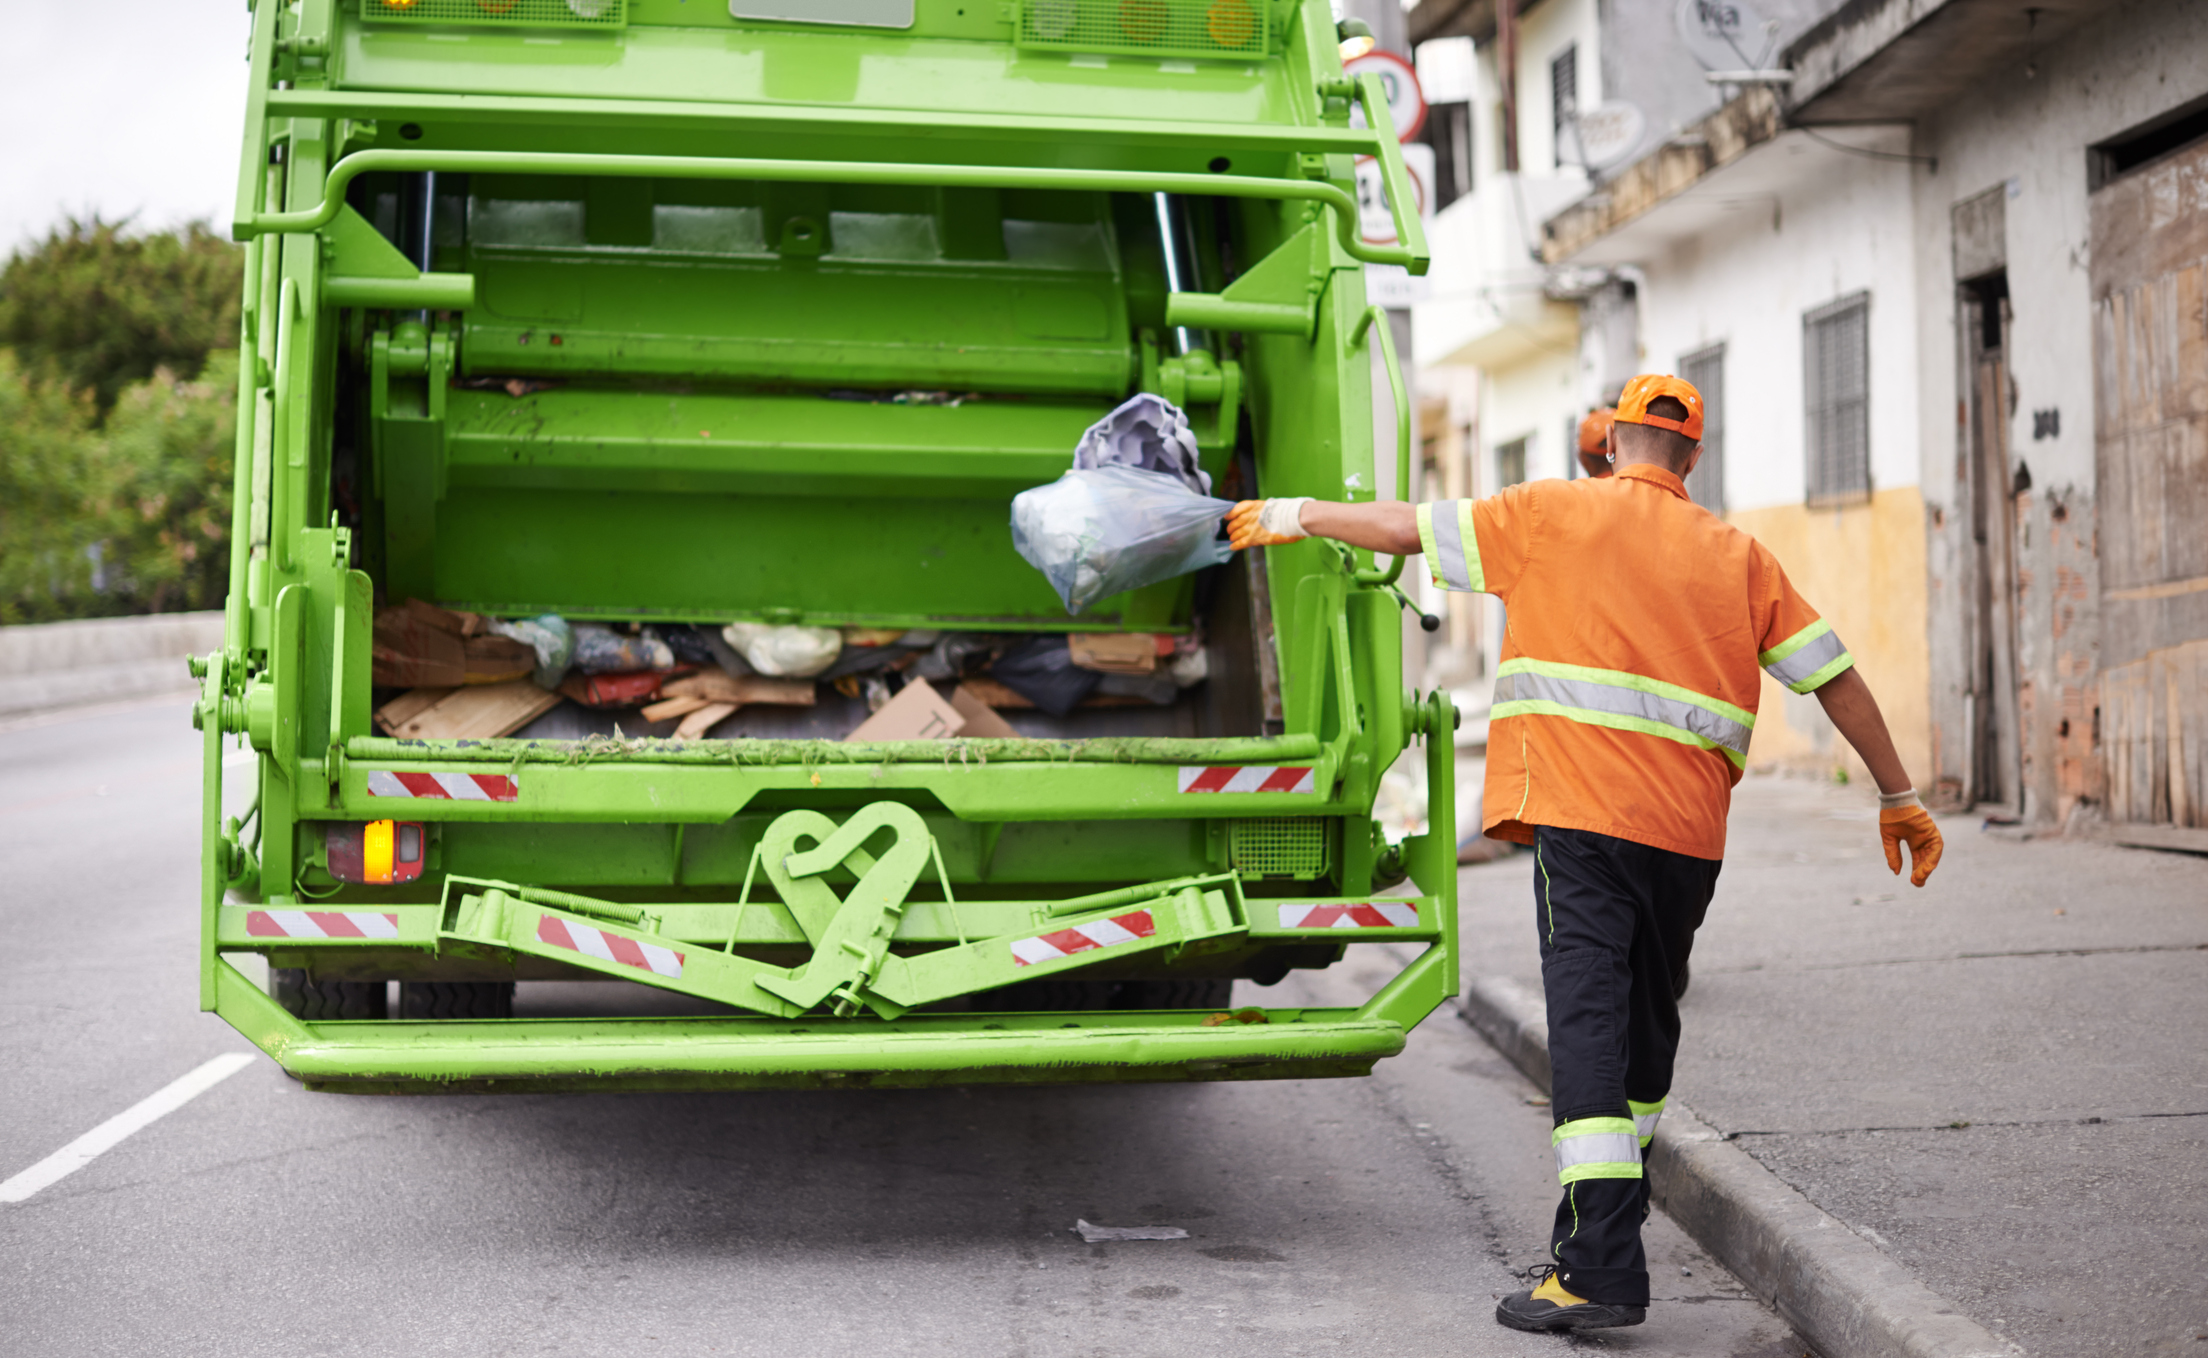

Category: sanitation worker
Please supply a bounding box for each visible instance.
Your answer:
[1576,406,1616,479]
[1226,374,1944,1334]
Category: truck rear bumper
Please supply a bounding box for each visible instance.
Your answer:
[217,960,1405,1093]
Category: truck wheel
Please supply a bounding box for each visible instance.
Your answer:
[269,969,388,1020]
[1115,978,1235,1011]
[399,981,515,1019]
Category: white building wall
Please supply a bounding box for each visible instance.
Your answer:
[1634,141,1921,513]
[1907,0,2208,821]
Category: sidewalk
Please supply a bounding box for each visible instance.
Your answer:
[1455,772,2208,1357]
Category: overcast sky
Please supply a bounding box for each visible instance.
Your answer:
[2,2,250,251]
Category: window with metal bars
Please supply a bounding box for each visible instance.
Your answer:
[1803,293,1871,505]
[1551,45,1578,168]
[1680,342,1726,514]
[1424,103,1474,208]
[1496,436,1528,488]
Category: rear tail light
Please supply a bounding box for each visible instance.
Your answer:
[326,820,426,885]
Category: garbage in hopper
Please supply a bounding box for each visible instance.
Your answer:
[1013,395,1233,616]
[721,622,845,677]
[1012,465,1233,615]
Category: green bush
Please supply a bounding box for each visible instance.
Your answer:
[0,218,244,414]
[0,351,237,624]
[0,218,244,624]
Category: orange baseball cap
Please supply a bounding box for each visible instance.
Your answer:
[1614,374,1705,441]
[1577,408,1615,453]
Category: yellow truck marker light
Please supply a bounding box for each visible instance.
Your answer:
[325,820,425,885]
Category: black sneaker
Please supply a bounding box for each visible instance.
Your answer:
[1494,1264,1647,1333]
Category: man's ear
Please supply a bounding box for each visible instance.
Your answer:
[1680,442,1705,479]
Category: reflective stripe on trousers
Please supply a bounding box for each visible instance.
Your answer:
[1493,659,1754,767]
[1629,1097,1666,1148]
[1553,1116,1643,1184]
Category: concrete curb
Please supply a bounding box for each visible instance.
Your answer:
[0,612,221,719]
[1458,975,2020,1358]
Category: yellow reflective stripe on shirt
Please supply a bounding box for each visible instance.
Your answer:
[1493,658,1754,766]
[1417,500,1483,592]
[1760,620,1855,694]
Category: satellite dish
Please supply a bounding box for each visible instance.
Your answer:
[1674,0,1778,71]
[1573,100,1647,171]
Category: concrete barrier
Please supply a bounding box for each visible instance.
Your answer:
[0,611,224,719]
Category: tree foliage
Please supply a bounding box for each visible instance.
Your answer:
[0,351,237,625]
[0,218,243,623]
[0,217,244,414]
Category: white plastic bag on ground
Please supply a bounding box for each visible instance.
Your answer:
[722,622,843,677]
[1011,465,1232,615]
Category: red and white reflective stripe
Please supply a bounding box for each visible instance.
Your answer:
[364,771,519,802]
[1276,902,1421,929]
[1176,766,1317,794]
[535,914,684,979]
[1009,910,1157,967]
[246,910,401,939]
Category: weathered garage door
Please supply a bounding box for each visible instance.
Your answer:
[2091,134,2208,836]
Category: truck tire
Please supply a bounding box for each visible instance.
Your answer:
[399,981,515,1019]
[269,969,387,1020]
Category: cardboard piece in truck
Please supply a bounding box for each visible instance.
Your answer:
[372,608,465,688]
[846,678,963,741]
[1068,632,1157,675]
[949,684,1022,738]
[374,686,457,735]
[382,680,560,740]
[464,633,536,685]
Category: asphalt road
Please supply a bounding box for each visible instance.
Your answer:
[0,696,1805,1358]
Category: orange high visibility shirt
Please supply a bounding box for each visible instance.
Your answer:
[1417,464,1853,860]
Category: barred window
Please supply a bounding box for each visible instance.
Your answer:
[1803,293,1871,505]
[1679,342,1726,514]
[1496,436,1528,489]
[1551,45,1579,168]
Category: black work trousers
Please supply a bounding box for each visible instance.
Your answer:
[1533,824,1721,1306]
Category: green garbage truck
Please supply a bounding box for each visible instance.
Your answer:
[196,0,1453,1092]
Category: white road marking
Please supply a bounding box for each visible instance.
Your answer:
[0,1052,256,1204]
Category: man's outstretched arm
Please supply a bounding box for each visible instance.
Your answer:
[1814,667,1945,886]
[1227,498,1422,555]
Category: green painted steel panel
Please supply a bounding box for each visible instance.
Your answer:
[200,0,1458,1090]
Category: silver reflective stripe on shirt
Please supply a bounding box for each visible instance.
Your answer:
[1417,500,1482,593]
[1761,621,1853,694]
[1494,665,1753,758]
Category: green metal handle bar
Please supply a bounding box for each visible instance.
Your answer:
[269,277,299,575]
[1350,304,1410,588]
[236,149,1428,271]
[1350,72,1432,270]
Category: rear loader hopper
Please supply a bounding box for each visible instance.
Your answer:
[196,0,1453,1092]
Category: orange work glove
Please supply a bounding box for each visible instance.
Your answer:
[1879,801,1944,887]
[1226,497,1312,551]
